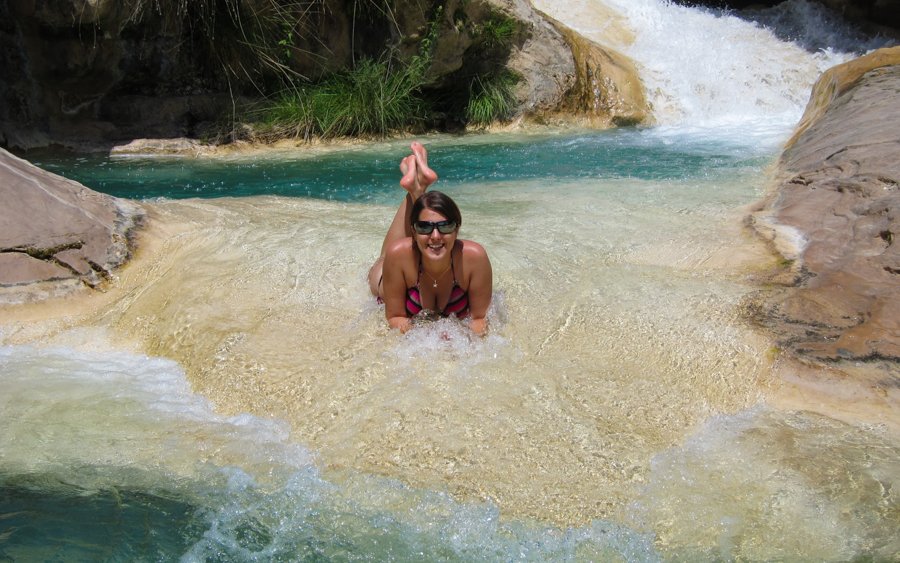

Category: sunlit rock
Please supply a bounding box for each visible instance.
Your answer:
[0,148,144,303]
[552,23,651,126]
[529,0,651,127]
[751,46,900,364]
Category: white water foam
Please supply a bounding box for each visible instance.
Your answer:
[537,0,887,133]
[0,340,313,480]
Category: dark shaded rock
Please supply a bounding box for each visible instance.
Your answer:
[0,0,639,150]
[750,46,900,366]
[672,0,900,37]
[0,147,145,303]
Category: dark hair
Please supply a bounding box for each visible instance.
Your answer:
[410,191,462,228]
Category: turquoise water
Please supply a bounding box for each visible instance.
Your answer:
[26,130,773,202]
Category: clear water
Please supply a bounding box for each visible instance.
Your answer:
[28,129,773,202]
[5,128,898,561]
[4,0,900,560]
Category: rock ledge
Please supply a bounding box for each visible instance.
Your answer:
[0,148,145,304]
[750,46,900,368]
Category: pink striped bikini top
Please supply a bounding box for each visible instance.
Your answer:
[406,256,469,318]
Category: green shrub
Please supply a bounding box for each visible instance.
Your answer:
[478,15,518,49]
[260,53,430,138]
[465,71,519,126]
[257,6,440,139]
[313,57,429,136]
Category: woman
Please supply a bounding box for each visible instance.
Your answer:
[368,142,492,335]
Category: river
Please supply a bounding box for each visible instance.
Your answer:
[2,1,897,560]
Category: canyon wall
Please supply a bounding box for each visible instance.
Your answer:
[0,0,650,151]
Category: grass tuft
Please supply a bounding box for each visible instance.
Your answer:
[466,71,519,126]
[259,52,430,138]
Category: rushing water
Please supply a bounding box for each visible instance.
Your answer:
[3,1,899,561]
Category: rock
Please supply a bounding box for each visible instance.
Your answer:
[0,0,637,149]
[550,21,650,127]
[750,46,900,365]
[488,0,578,116]
[0,0,349,150]
[110,138,205,156]
[0,148,145,304]
[670,0,900,38]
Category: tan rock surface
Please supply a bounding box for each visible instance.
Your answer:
[0,148,145,303]
[530,1,651,127]
[553,24,650,127]
[751,47,900,368]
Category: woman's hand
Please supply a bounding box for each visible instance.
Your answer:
[388,315,412,333]
[469,317,488,336]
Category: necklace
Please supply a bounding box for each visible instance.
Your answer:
[423,263,451,288]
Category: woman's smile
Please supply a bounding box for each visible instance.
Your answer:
[417,209,456,259]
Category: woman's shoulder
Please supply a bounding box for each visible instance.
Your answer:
[459,239,488,259]
[385,237,415,259]
[458,239,490,269]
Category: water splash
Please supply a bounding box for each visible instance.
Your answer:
[0,341,662,561]
[537,0,890,130]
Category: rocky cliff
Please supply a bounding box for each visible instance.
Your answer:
[0,0,650,151]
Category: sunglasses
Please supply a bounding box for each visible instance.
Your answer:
[413,220,457,235]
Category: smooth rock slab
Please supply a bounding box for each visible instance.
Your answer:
[752,47,900,365]
[0,147,145,303]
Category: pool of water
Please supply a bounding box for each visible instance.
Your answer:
[4,128,898,560]
[25,129,773,201]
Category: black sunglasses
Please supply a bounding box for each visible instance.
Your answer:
[413,220,457,235]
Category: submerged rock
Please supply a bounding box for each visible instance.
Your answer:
[751,46,900,366]
[0,148,145,304]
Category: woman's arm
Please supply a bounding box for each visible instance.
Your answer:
[463,241,493,336]
[382,239,414,332]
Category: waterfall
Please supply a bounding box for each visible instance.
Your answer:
[534,0,891,133]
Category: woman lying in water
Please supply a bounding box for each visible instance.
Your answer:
[368,142,493,335]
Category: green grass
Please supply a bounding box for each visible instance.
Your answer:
[260,54,430,139]
[465,71,519,126]
[478,15,518,48]
[257,6,440,140]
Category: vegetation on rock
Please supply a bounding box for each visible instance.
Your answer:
[248,2,525,139]
[0,0,572,148]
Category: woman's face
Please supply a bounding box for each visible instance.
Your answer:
[414,207,458,261]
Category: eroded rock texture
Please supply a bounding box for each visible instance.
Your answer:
[0,148,144,303]
[752,46,900,366]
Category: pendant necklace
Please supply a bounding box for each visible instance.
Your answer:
[423,263,451,288]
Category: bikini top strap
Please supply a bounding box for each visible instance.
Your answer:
[416,250,423,286]
[450,246,458,283]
